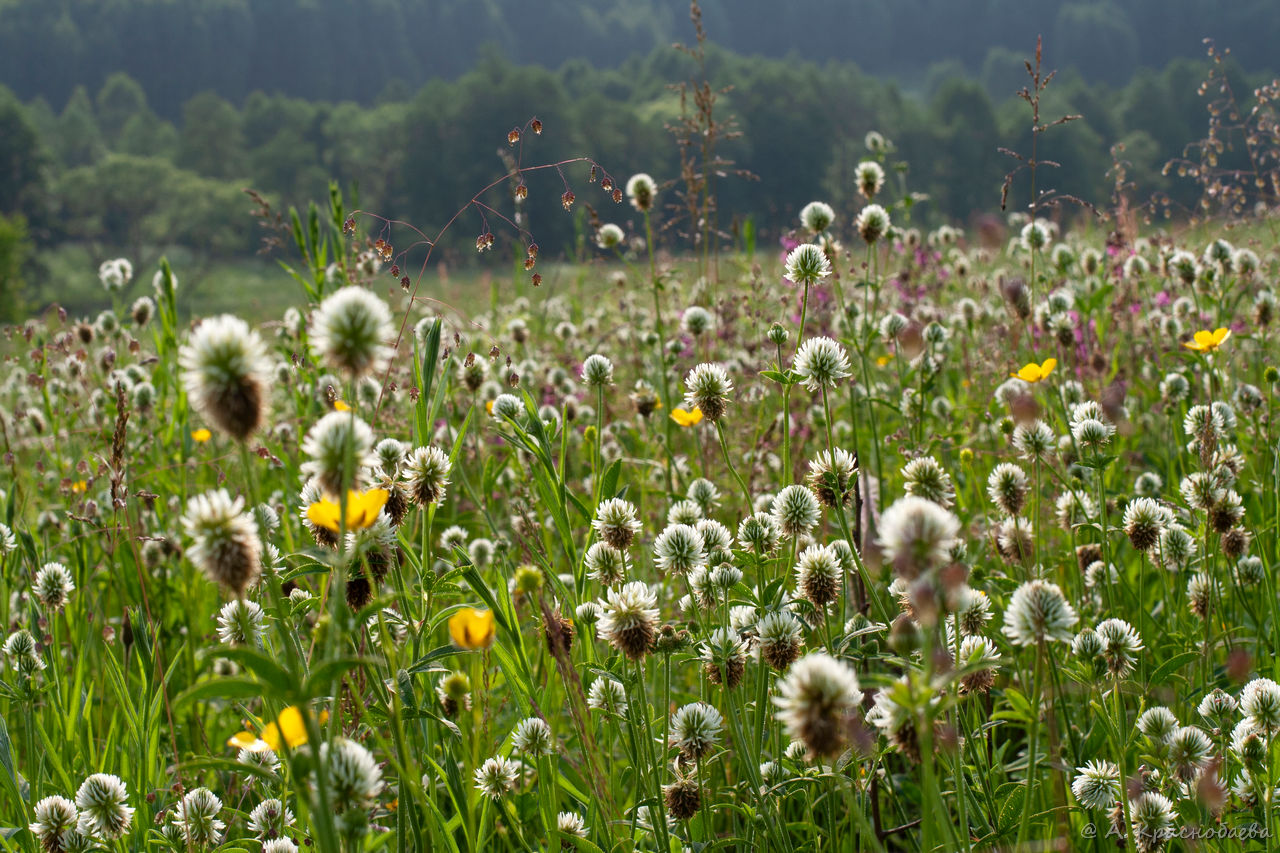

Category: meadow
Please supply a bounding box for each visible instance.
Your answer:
[1,105,1279,853]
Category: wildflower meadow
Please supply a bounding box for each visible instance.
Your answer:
[4,44,1280,853]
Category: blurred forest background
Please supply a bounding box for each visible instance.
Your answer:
[1,0,1277,319]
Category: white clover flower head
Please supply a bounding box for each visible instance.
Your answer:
[1095,617,1143,678]
[263,839,300,853]
[98,258,133,291]
[1130,791,1175,853]
[0,523,15,555]
[598,581,660,660]
[75,773,134,840]
[1001,579,1077,646]
[902,456,954,508]
[557,811,588,840]
[951,587,993,636]
[374,438,407,477]
[1241,677,1280,734]
[799,201,836,234]
[1167,725,1213,780]
[1071,417,1114,450]
[784,244,832,286]
[172,787,225,848]
[310,286,395,378]
[581,353,614,387]
[179,314,273,441]
[795,543,843,608]
[1137,706,1179,742]
[575,601,603,625]
[1019,220,1050,252]
[29,795,79,850]
[653,523,706,576]
[238,744,281,778]
[687,478,721,513]
[771,485,821,538]
[587,676,627,716]
[300,411,377,496]
[33,561,75,611]
[667,499,704,526]
[987,462,1029,516]
[1123,497,1173,552]
[323,738,384,812]
[739,511,782,554]
[625,173,656,212]
[402,445,452,507]
[596,223,625,249]
[511,717,555,756]
[877,496,960,575]
[474,755,521,800]
[1013,417,1054,461]
[775,653,860,757]
[855,203,891,244]
[670,701,724,760]
[182,489,261,596]
[1071,760,1120,810]
[807,448,859,509]
[855,160,885,199]
[1197,688,1238,727]
[878,311,909,341]
[681,305,714,336]
[585,541,629,586]
[683,363,733,421]
[793,336,851,392]
[758,611,804,670]
[216,598,265,647]
[594,497,642,549]
[956,635,1001,693]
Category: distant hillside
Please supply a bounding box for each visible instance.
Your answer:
[1,0,1276,115]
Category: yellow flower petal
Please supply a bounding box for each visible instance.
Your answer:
[485,400,494,415]
[305,489,389,533]
[449,608,496,650]
[226,731,262,750]
[1184,327,1231,352]
[333,400,351,412]
[670,407,704,427]
[1039,358,1056,377]
[191,428,212,443]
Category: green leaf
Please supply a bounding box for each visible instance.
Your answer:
[1147,651,1200,687]
[175,676,265,708]
[995,782,1025,835]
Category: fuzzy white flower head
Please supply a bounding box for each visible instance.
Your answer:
[300,411,377,496]
[738,511,782,554]
[581,353,614,387]
[29,795,79,850]
[784,244,832,286]
[855,161,885,199]
[594,497,642,549]
[557,811,588,840]
[217,598,265,647]
[877,496,960,575]
[98,258,133,292]
[598,581,660,660]
[474,755,521,800]
[511,717,555,756]
[799,201,836,234]
[263,840,300,853]
[1137,706,1179,742]
[653,523,707,576]
[1241,677,1280,734]
[670,701,724,760]
[771,485,821,537]
[402,445,452,507]
[855,204,891,244]
[33,561,75,611]
[172,787,225,848]
[626,173,657,212]
[182,489,261,596]
[795,543,843,608]
[1019,221,1051,252]
[323,738,384,812]
[587,676,627,716]
[1095,617,1143,678]
[75,773,134,840]
[683,363,734,421]
[1071,760,1120,809]
[596,223,625,250]
[775,653,860,757]
[793,336,852,392]
[1001,579,1077,646]
[902,457,954,508]
[0,523,15,555]
[310,286,395,378]
[179,315,273,441]
[1130,791,1175,853]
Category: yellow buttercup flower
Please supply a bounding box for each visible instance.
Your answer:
[1011,358,1056,383]
[876,354,893,367]
[449,608,496,650]
[71,480,88,494]
[1183,327,1231,353]
[333,400,352,412]
[227,706,328,753]
[305,488,389,533]
[670,407,704,427]
[485,400,494,415]
[191,428,212,443]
